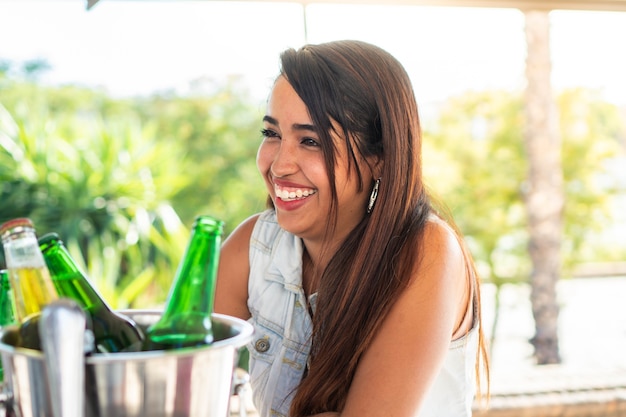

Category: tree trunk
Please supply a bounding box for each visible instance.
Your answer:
[523,10,563,365]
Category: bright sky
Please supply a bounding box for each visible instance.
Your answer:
[1,0,626,107]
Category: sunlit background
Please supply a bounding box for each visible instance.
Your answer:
[2,0,626,106]
[2,1,626,410]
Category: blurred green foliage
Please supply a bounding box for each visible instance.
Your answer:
[1,63,624,309]
[0,73,266,308]
[423,88,626,284]
[130,80,267,226]
[422,88,626,351]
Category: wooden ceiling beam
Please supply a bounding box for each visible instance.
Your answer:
[86,0,626,12]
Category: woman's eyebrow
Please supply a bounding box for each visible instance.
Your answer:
[262,115,278,125]
[263,115,316,133]
[292,123,317,132]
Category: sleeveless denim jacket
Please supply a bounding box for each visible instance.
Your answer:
[247,210,478,417]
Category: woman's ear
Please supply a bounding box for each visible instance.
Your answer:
[370,155,384,180]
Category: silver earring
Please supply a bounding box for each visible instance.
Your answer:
[367,178,381,214]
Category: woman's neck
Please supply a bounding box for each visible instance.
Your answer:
[302,248,316,297]
[301,230,349,296]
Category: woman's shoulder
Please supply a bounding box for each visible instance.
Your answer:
[407,213,468,309]
[420,213,475,338]
[222,209,281,254]
[421,214,465,262]
[225,212,263,244]
[215,211,271,319]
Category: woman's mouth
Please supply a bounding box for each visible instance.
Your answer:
[274,184,317,202]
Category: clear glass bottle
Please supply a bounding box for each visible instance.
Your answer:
[142,215,224,351]
[39,233,144,353]
[0,218,60,350]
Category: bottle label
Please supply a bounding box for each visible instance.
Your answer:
[5,240,46,269]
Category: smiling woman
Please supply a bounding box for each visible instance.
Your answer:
[257,77,377,245]
[215,39,490,417]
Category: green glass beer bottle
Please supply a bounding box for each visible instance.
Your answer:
[0,218,60,350]
[0,268,17,382]
[142,215,224,351]
[39,233,145,353]
[0,269,16,326]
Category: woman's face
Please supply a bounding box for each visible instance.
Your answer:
[257,76,373,244]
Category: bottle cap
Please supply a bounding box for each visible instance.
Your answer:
[0,218,35,238]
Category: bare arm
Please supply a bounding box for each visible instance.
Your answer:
[214,214,260,321]
[314,221,471,417]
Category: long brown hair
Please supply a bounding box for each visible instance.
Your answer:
[279,40,488,416]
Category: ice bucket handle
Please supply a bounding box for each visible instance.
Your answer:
[40,299,87,417]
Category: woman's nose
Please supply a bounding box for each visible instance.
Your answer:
[271,141,298,177]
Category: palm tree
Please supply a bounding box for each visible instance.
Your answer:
[523,10,563,364]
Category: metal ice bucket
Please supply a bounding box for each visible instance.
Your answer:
[0,304,253,417]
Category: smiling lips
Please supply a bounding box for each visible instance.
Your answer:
[274,184,317,202]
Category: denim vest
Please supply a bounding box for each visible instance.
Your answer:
[247,210,313,417]
[247,210,478,417]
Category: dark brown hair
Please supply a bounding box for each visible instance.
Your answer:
[278,40,488,416]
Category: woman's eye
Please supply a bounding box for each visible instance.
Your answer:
[261,128,279,139]
[301,137,320,147]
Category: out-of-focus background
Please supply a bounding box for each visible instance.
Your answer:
[1,1,625,414]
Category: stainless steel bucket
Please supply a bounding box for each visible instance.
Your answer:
[0,304,253,417]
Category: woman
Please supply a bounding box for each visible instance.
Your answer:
[216,40,489,417]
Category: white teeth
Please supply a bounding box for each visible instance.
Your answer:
[274,185,316,201]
